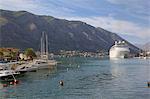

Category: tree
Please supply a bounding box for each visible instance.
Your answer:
[10,51,17,60]
[25,48,37,59]
[0,51,4,59]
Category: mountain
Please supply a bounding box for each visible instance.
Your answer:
[134,43,143,49]
[0,9,140,53]
[142,42,150,51]
[134,42,150,51]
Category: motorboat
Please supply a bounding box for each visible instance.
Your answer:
[15,63,37,73]
[0,70,20,80]
[0,63,20,80]
[30,59,57,69]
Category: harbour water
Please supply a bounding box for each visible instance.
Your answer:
[0,57,150,99]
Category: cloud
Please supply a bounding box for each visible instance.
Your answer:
[0,0,38,10]
[63,16,150,40]
[106,0,150,20]
[0,0,75,17]
[1,0,149,21]
[106,0,149,9]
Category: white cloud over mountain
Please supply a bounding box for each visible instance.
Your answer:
[62,16,150,39]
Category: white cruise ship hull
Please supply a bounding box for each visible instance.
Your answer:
[109,50,129,58]
[109,44,130,59]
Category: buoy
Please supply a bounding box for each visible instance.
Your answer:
[59,80,64,86]
[3,84,8,87]
[14,80,19,84]
[78,65,80,68]
[9,80,19,85]
[148,82,150,87]
[10,82,13,85]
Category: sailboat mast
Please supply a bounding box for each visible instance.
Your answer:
[41,32,45,58]
[43,32,46,55]
[46,33,49,60]
[40,31,48,60]
[41,33,43,58]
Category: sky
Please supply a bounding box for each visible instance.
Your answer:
[0,0,149,44]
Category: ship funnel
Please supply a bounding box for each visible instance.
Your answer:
[115,41,118,45]
[118,41,121,44]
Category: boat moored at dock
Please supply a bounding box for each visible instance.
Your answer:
[15,32,57,73]
[0,63,20,80]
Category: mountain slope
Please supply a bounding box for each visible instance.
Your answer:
[0,9,140,53]
[142,42,150,51]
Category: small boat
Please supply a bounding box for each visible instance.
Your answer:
[16,59,57,73]
[0,70,20,80]
[31,59,57,69]
[0,63,20,80]
[15,63,37,73]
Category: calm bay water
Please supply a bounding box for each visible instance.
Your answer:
[0,57,150,99]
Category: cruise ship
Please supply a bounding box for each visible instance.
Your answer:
[109,41,130,58]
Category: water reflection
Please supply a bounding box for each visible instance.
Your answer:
[110,59,126,77]
[0,83,3,89]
